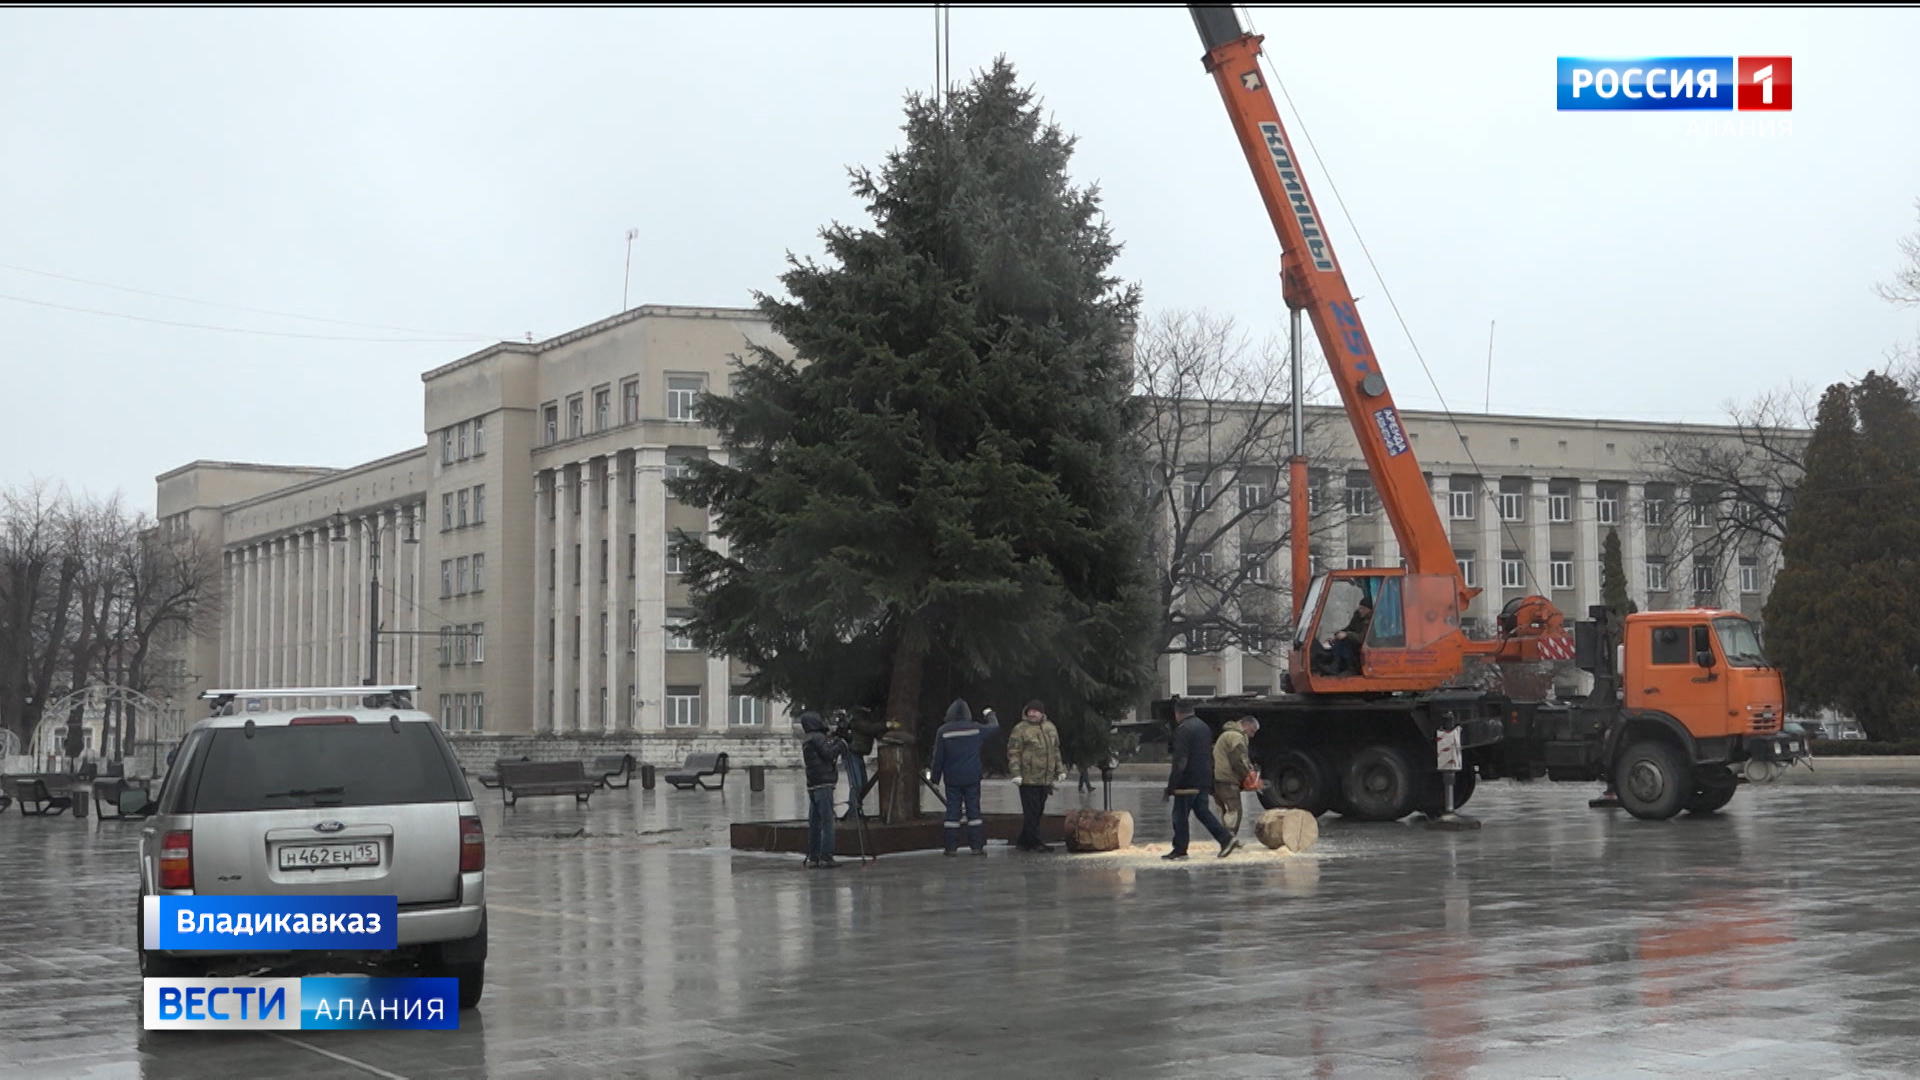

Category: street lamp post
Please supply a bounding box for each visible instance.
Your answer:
[330,508,419,686]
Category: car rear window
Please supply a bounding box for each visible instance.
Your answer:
[187,723,465,812]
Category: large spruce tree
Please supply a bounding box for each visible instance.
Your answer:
[1765,372,1920,739]
[670,60,1154,777]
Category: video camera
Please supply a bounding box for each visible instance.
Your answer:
[828,709,854,741]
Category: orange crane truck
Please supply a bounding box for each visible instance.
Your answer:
[1152,7,1810,822]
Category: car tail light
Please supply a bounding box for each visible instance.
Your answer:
[459,815,485,872]
[290,715,357,725]
[160,830,193,890]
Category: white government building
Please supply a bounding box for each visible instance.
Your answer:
[152,304,1789,738]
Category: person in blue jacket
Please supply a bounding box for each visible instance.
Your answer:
[1165,702,1239,860]
[929,698,999,856]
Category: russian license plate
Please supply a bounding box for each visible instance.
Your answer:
[278,841,380,870]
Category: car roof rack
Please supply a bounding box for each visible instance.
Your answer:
[200,685,419,716]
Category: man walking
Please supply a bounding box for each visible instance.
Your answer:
[1211,715,1259,836]
[1165,703,1239,860]
[1007,700,1063,852]
[799,711,847,869]
[929,699,998,856]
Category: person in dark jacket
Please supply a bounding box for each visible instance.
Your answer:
[840,708,888,822]
[1165,704,1239,859]
[1330,599,1373,675]
[928,698,999,856]
[800,711,848,869]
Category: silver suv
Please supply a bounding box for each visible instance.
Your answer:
[129,687,487,1009]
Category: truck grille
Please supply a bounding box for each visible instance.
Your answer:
[1750,715,1781,734]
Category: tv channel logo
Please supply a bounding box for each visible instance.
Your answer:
[1558,57,1791,111]
[144,977,457,1030]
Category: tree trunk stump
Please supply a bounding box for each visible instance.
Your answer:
[1063,809,1133,852]
[1255,808,1319,853]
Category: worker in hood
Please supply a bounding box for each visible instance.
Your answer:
[929,698,999,856]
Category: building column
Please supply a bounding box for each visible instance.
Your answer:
[1219,522,1243,694]
[1626,482,1649,612]
[1528,478,1551,586]
[411,504,423,684]
[1479,481,1502,624]
[635,449,668,733]
[578,459,601,732]
[321,527,336,687]
[356,516,372,683]
[222,553,238,686]
[552,465,576,732]
[533,471,554,732]
[1577,480,1601,615]
[606,452,631,733]
[247,545,263,685]
[293,533,308,694]
[266,540,283,686]
[1376,508,1399,571]
[337,525,353,686]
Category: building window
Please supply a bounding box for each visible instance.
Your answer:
[441,429,456,466]
[1694,563,1715,595]
[456,556,470,594]
[730,694,765,727]
[1597,494,1619,526]
[1243,553,1268,584]
[1183,480,1208,511]
[440,560,453,598]
[599,538,609,583]
[453,625,468,665]
[1550,555,1573,591]
[547,548,556,589]
[1185,551,1214,578]
[438,626,452,667]
[599,613,608,656]
[441,493,454,532]
[1346,475,1376,517]
[1501,555,1524,589]
[1238,483,1266,512]
[1645,498,1667,527]
[473,416,486,456]
[1549,492,1573,523]
[1307,474,1327,516]
[668,622,696,652]
[1646,557,1669,593]
[627,533,636,578]
[666,687,702,728]
[627,608,638,652]
[542,403,559,445]
[472,624,484,664]
[1244,627,1269,654]
[664,456,694,481]
[473,485,485,525]
[456,490,469,529]
[1691,501,1712,528]
[622,377,640,424]
[472,553,485,594]
[573,544,582,584]
[457,422,470,460]
[438,694,450,723]
[667,375,704,421]
[567,395,584,439]
[547,618,555,660]
[1456,553,1478,588]
[1449,489,1476,521]
[471,692,485,731]
[594,386,611,432]
[1498,492,1524,522]
[626,685,637,726]
[1740,557,1760,594]
[572,616,581,658]
[1346,551,1373,570]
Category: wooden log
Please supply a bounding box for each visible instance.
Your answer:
[1063,809,1134,852]
[1254,808,1319,853]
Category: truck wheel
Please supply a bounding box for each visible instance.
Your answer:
[1260,749,1334,816]
[1685,765,1739,815]
[1613,739,1691,821]
[1342,744,1419,822]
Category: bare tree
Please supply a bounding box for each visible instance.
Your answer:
[1878,199,1920,308]
[1130,310,1339,658]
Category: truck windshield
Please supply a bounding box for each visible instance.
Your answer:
[1714,617,1768,668]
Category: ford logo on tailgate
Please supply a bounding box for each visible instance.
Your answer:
[314,820,346,834]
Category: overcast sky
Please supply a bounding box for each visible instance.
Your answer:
[4,6,1917,513]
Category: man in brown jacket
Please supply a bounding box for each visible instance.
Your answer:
[1211,715,1259,835]
[1007,700,1063,852]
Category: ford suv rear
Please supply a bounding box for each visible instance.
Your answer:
[132,688,487,1008]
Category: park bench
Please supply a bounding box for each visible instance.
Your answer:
[498,759,597,808]
[592,753,638,790]
[663,752,729,791]
[92,776,151,820]
[3,775,74,817]
[475,756,529,790]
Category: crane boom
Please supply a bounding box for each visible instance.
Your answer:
[1189,6,1456,581]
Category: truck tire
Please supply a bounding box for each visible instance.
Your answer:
[1613,739,1691,821]
[1260,749,1335,816]
[1685,765,1739,815]
[1342,744,1419,822]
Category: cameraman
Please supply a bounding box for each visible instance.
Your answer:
[799,711,848,869]
[837,708,887,821]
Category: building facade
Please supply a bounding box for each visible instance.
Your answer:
[156,304,1793,734]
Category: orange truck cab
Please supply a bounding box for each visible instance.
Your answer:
[1623,609,1784,742]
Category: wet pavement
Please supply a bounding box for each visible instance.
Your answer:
[4,764,1920,1079]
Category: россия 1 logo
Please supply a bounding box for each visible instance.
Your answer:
[1557,57,1792,111]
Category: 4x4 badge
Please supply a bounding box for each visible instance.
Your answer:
[315,820,346,833]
